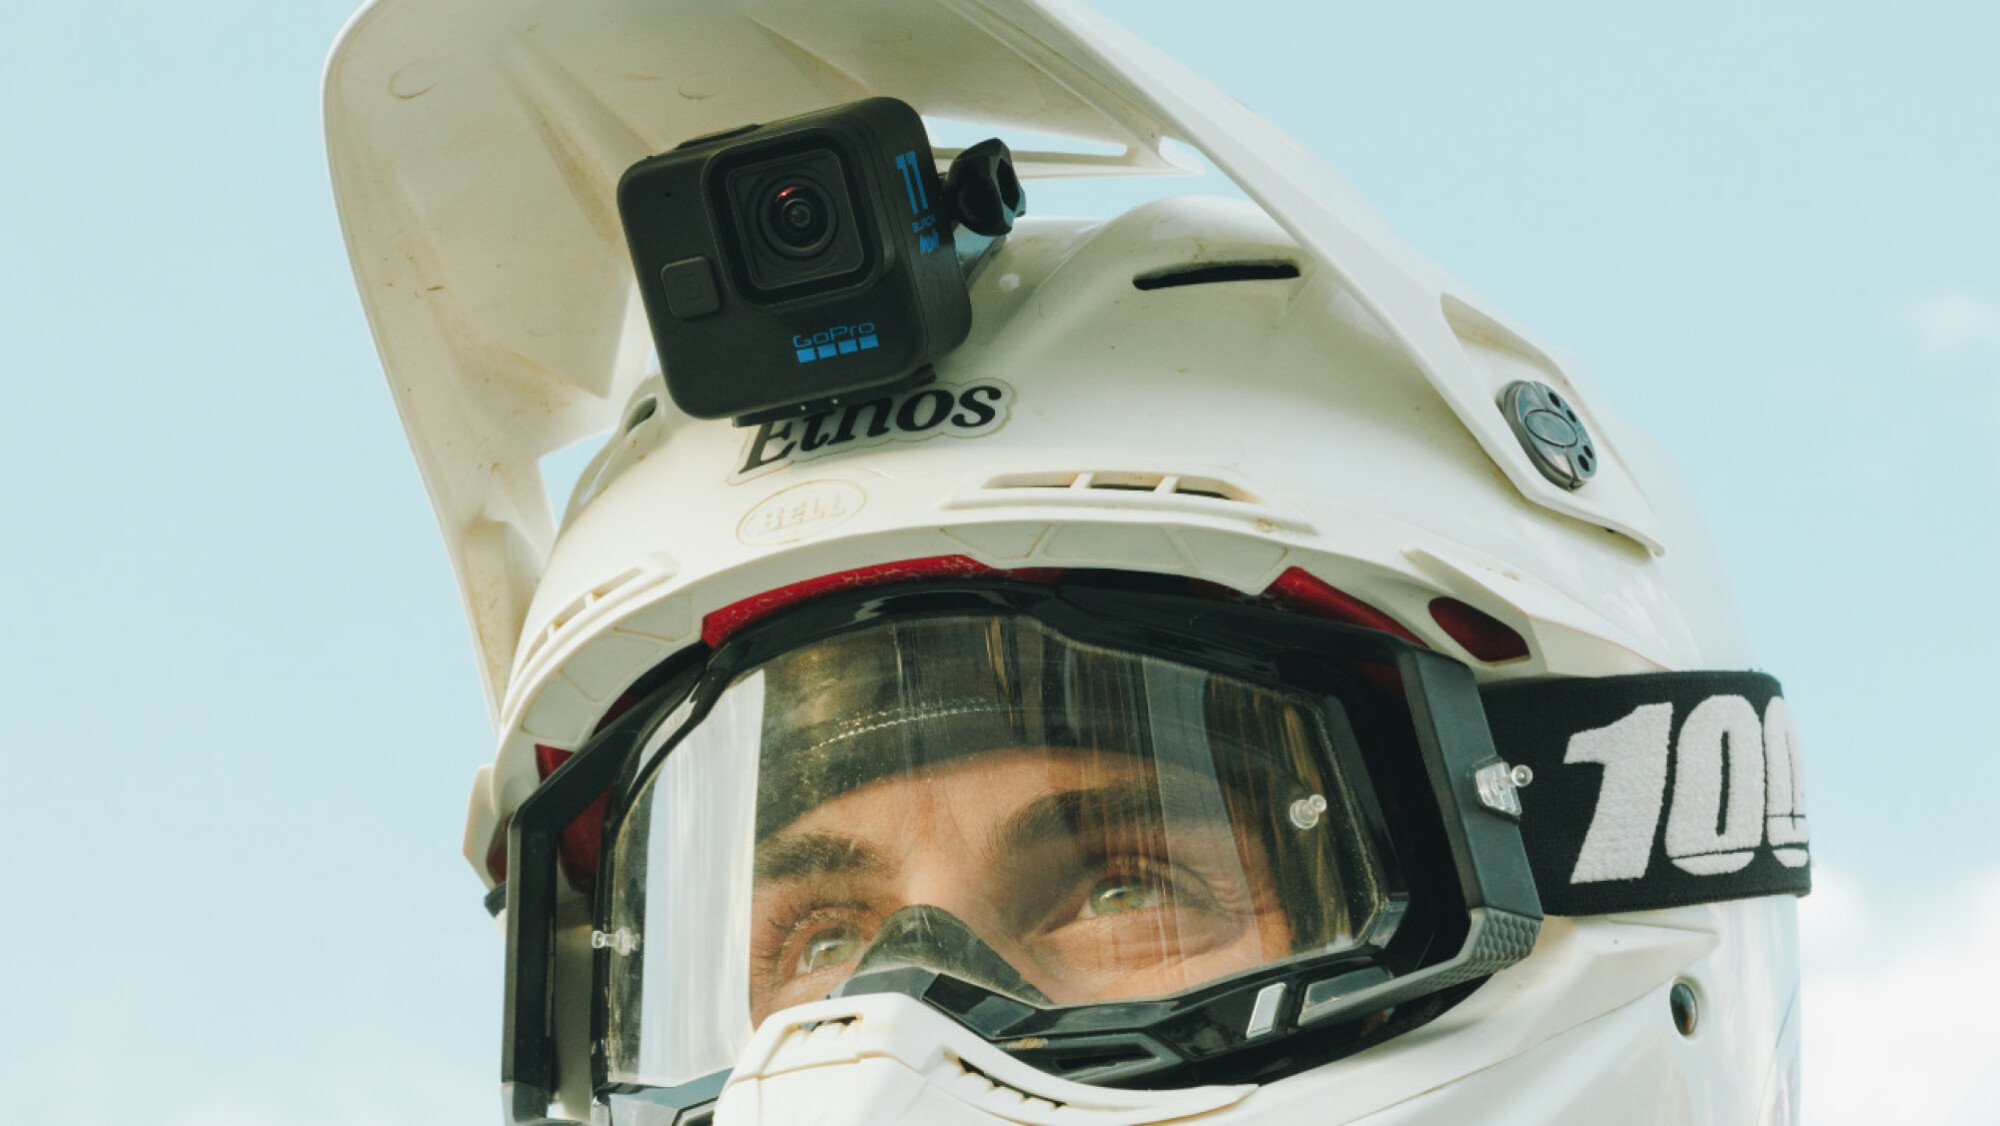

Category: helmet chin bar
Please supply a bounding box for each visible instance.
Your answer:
[715,992,1257,1126]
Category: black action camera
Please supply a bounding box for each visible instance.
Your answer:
[619,97,1023,424]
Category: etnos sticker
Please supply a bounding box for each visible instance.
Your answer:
[732,379,1014,481]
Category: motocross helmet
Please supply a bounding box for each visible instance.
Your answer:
[326,2,1809,1122]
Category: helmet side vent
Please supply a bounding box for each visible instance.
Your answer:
[948,1054,1071,1110]
[513,566,647,678]
[1428,596,1531,664]
[1132,260,1300,291]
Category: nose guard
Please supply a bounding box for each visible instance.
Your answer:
[716,992,1253,1126]
[836,905,1055,1008]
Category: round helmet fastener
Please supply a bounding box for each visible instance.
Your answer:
[1501,379,1599,490]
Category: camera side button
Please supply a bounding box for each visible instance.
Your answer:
[660,257,721,319]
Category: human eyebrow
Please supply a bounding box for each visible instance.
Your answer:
[754,831,890,883]
[988,775,1232,863]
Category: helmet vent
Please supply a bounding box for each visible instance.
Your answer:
[516,566,647,675]
[979,470,1261,504]
[1132,259,1300,291]
[950,1055,1070,1109]
[1428,596,1530,663]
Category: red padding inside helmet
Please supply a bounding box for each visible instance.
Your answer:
[1257,567,1424,695]
[1260,567,1424,646]
[531,686,653,892]
[533,744,610,891]
[1428,596,1531,663]
[701,555,1064,646]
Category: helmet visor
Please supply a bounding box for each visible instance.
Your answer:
[600,606,1397,1088]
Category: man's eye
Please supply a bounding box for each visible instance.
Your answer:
[1084,873,1163,917]
[796,921,868,974]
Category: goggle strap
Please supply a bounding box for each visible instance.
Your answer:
[1482,671,1811,916]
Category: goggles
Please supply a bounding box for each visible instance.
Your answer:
[499,577,1805,1122]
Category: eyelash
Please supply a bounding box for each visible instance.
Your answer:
[754,902,876,982]
[1040,846,1236,924]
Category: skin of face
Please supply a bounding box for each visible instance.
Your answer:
[748,747,1295,1023]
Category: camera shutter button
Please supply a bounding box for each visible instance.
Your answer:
[660,257,721,319]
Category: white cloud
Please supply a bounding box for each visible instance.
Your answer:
[1892,292,2000,468]
[1800,865,2000,1125]
[1902,291,2000,358]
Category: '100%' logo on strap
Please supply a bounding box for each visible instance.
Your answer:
[1482,671,1810,916]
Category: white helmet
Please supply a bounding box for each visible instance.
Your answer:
[326,2,1810,1123]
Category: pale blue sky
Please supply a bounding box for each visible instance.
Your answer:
[5,2,1996,1122]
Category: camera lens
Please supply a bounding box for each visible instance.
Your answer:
[762,180,836,257]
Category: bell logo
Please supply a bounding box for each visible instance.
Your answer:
[732,380,1014,481]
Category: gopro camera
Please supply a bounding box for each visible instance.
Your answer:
[620,97,1022,424]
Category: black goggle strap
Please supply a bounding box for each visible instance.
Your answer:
[1480,670,1810,918]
